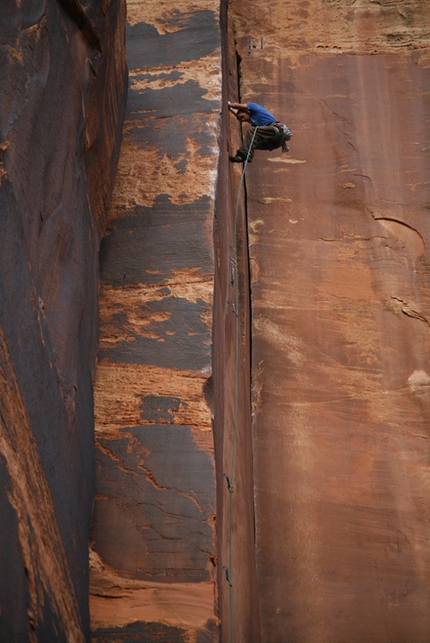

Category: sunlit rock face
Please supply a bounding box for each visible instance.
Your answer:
[228,0,430,641]
[89,1,223,641]
[0,1,127,640]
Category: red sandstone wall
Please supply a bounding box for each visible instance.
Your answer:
[229,0,430,640]
[0,2,127,640]
[213,4,261,640]
[89,1,223,640]
[3,1,429,641]
[88,1,263,639]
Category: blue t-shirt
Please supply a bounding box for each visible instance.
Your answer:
[247,102,277,126]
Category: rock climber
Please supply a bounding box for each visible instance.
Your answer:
[228,101,292,163]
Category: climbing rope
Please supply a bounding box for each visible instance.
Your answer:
[225,125,258,643]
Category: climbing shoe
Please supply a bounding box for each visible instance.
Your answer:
[229,154,244,163]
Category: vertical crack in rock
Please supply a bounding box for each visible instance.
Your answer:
[210,3,263,637]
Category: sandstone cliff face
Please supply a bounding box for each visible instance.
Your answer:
[89,0,264,639]
[3,0,430,641]
[89,1,223,641]
[0,1,126,640]
[228,0,430,640]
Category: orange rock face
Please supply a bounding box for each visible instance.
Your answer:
[89,1,223,640]
[229,0,430,640]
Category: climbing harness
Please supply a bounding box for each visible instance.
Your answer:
[271,122,292,153]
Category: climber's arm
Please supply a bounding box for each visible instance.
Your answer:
[228,101,248,112]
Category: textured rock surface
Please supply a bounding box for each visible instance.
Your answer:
[3,0,429,640]
[212,5,261,640]
[0,1,126,640]
[229,0,430,640]
[89,1,223,640]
